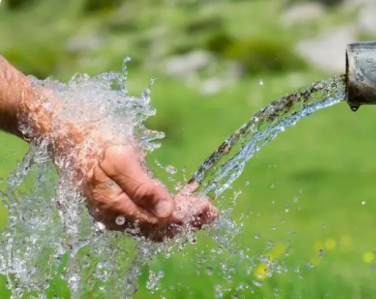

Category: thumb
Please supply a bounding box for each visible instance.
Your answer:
[100,145,175,218]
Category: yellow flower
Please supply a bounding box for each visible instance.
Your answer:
[254,263,268,280]
[363,251,374,264]
[325,238,337,250]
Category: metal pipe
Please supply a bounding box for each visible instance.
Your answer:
[346,41,376,111]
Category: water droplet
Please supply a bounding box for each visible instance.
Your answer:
[244,180,250,186]
[254,233,260,239]
[350,105,359,112]
[68,273,81,291]
[271,183,275,189]
[259,79,264,86]
[285,204,290,213]
[94,221,106,233]
[146,270,164,291]
[266,240,274,250]
[318,248,325,257]
[362,200,366,205]
[166,165,177,174]
[253,280,263,287]
[107,180,115,188]
[206,266,214,275]
[302,262,314,269]
[174,181,184,191]
[250,123,257,133]
[150,75,156,88]
[115,216,126,226]
[121,56,131,93]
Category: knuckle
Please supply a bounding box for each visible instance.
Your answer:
[92,189,121,211]
[132,182,153,204]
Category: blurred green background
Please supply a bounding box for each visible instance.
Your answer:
[2,0,376,298]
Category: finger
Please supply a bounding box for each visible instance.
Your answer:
[191,203,219,228]
[87,163,161,227]
[100,145,174,218]
[178,180,218,202]
[85,164,122,210]
[175,180,203,203]
[180,179,200,197]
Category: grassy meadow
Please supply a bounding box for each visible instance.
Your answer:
[1,0,376,298]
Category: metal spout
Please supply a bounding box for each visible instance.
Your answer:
[346,41,376,111]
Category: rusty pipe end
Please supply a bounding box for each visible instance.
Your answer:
[346,41,376,111]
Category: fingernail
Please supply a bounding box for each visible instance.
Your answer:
[154,199,174,218]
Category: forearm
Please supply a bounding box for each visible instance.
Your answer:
[0,56,29,137]
[0,56,69,144]
[0,57,116,179]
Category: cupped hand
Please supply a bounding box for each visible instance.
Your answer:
[82,144,219,241]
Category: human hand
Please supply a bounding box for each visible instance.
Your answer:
[81,143,219,241]
[2,64,218,242]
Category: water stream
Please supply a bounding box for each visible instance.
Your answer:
[191,75,346,197]
[0,62,346,299]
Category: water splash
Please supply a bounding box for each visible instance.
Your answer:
[0,61,169,299]
[190,75,346,197]
[0,60,347,298]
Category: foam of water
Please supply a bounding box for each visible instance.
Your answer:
[0,61,346,299]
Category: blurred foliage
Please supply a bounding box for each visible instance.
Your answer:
[5,0,124,11]
[0,0,315,79]
[208,35,307,74]
[286,0,344,6]
[83,0,124,13]
[5,0,35,10]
